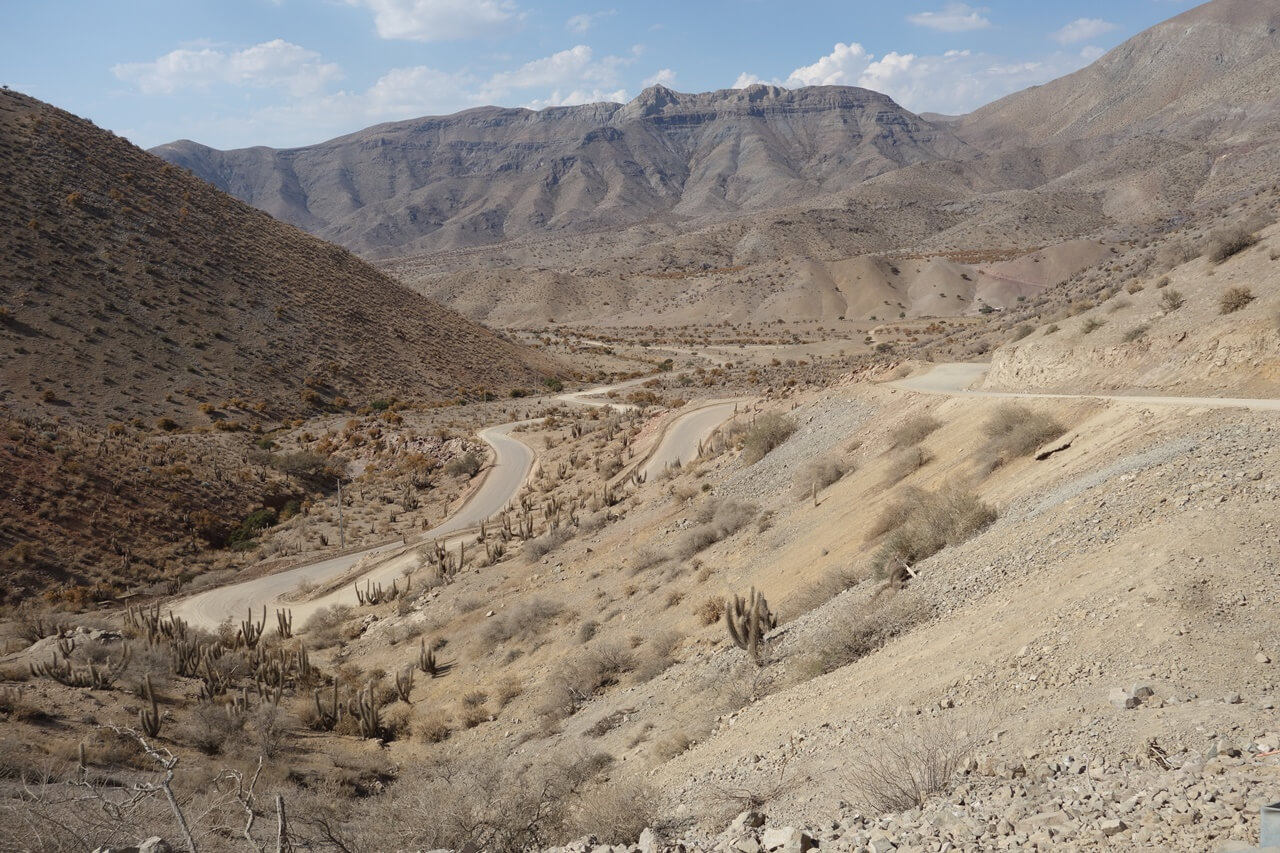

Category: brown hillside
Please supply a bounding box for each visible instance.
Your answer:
[0,88,559,429]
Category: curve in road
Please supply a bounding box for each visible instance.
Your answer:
[173,384,743,630]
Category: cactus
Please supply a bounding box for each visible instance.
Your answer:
[348,681,380,739]
[276,608,293,639]
[295,643,314,685]
[313,682,339,731]
[417,638,439,676]
[393,667,414,703]
[239,606,266,649]
[725,588,776,665]
[139,674,162,737]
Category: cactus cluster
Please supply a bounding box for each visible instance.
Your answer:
[725,587,777,665]
[30,640,130,689]
[354,576,409,606]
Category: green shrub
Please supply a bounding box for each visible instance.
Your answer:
[741,413,795,463]
[227,507,278,548]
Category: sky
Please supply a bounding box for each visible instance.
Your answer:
[2,0,1201,151]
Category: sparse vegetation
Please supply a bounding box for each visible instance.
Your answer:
[1159,289,1186,312]
[871,486,997,580]
[1207,226,1260,264]
[893,414,942,448]
[977,404,1066,472]
[1220,286,1255,314]
[741,413,796,463]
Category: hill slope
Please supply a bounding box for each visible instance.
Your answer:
[151,85,971,257]
[0,89,558,427]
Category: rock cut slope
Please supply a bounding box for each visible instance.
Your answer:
[0,89,559,427]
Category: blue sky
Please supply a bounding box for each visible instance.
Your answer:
[2,1,1201,150]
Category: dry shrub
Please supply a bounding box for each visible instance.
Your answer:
[565,780,661,845]
[302,604,354,649]
[977,404,1065,473]
[482,598,564,646]
[628,547,666,574]
[882,447,933,485]
[495,676,524,708]
[694,595,725,626]
[524,526,574,563]
[1206,227,1260,264]
[793,456,849,498]
[570,641,636,694]
[783,566,862,618]
[182,701,246,755]
[1159,289,1185,313]
[1009,324,1033,342]
[873,486,997,576]
[414,709,452,743]
[653,730,693,761]
[1121,324,1149,343]
[1125,280,1145,294]
[677,499,757,559]
[810,592,933,674]
[1080,317,1104,334]
[635,630,683,681]
[741,413,796,463]
[893,414,941,448]
[847,712,985,814]
[1220,286,1255,314]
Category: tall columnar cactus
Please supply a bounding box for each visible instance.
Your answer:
[139,674,162,737]
[313,682,339,731]
[239,606,266,649]
[394,667,414,703]
[276,608,293,639]
[348,681,380,739]
[725,587,777,666]
[417,638,439,676]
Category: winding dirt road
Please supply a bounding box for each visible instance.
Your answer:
[891,362,1280,411]
[172,386,740,629]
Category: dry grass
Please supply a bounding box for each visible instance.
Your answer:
[482,598,565,646]
[676,499,758,559]
[872,485,997,577]
[1159,289,1185,313]
[741,413,796,463]
[793,456,850,497]
[804,591,933,675]
[1220,286,1255,314]
[847,712,986,814]
[1206,226,1260,264]
[977,404,1066,473]
[892,414,942,448]
[882,447,934,485]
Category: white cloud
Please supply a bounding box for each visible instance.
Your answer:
[112,40,341,96]
[736,42,1098,116]
[526,88,628,109]
[1079,45,1106,61]
[784,42,871,87]
[347,0,524,41]
[643,68,677,88]
[906,3,991,32]
[480,44,634,101]
[1051,18,1118,44]
[566,10,614,33]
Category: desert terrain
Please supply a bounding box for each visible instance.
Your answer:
[3,1,1280,852]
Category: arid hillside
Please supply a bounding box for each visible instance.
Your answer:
[151,85,972,257]
[0,88,560,429]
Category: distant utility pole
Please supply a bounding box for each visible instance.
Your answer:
[337,477,345,549]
